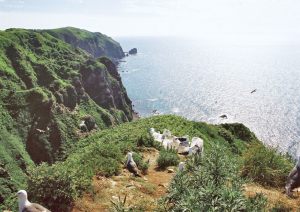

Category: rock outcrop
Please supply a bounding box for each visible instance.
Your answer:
[129,48,137,55]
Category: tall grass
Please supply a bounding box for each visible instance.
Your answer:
[241,143,293,187]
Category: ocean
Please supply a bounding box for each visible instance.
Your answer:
[117,37,300,157]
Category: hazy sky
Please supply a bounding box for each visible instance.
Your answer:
[0,0,300,43]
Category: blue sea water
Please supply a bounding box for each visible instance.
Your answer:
[117,37,300,156]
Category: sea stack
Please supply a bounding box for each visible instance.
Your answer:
[129,48,137,54]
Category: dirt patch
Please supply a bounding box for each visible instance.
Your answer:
[244,183,300,210]
[72,148,176,211]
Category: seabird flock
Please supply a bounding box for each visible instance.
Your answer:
[149,128,204,156]
[14,127,300,210]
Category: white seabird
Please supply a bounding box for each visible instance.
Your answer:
[178,162,186,172]
[17,190,50,212]
[149,128,163,142]
[188,137,204,155]
[126,152,141,177]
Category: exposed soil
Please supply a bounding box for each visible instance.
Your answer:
[244,183,300,211]
[72,148,300,211]
[72,148,175,211]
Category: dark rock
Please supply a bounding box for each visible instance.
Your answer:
[80,58,133,120]
[83,115,98,131]
[79,121,88,132]
[98,57,121,82]
[62,85,78,110]
[129,48,137,55]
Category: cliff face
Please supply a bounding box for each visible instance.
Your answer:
[44,27,125,59]
[0,27,132,206]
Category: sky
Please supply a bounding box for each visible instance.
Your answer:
[0,0,300,44]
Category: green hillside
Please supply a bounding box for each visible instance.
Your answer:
[0,27,294,211]
[9,115,292,211]
[0,27,132,208]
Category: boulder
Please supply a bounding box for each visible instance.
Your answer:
[129,48,137,55]
[83,115,98,131]
[79,121,88,132]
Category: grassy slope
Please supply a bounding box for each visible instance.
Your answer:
[21,115,270,210]
[0,27,132,209]
[24,115,294,211]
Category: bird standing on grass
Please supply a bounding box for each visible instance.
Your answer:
[17,190,50,212]
[126,152,141,177]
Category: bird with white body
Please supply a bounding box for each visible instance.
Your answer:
[149,128,163,142]
[126,152,141,177]
[188,137,204,156]
[17,190,50,212]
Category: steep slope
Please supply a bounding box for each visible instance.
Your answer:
[0,27,132,209]
[43,27,125,59]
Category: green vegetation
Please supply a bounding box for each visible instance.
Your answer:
[44,27,125,59]
[0,113,295,211]
[164,146,268,211]
[28,142,122,211]
[156,148,180,169]
[0,27,295,211]
[131,152,149,174]
[19,115,259,211]
[0,27,133,210]
[241,143,293,187]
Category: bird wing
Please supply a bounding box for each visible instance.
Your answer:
[127,161,140,176]
[23,203,51,212]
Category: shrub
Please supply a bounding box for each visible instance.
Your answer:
[27,142,122,211]
[218,128,234,144]
[27,162,91,211]
[221,123,256,142]
[136,134,160,149]
[218,127,242,154]
[156,148,179,169]
[241,143,293,187]
[164,145,267,211]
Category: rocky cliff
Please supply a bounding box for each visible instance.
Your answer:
[44,27,125,59]
[0,27,132,207]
